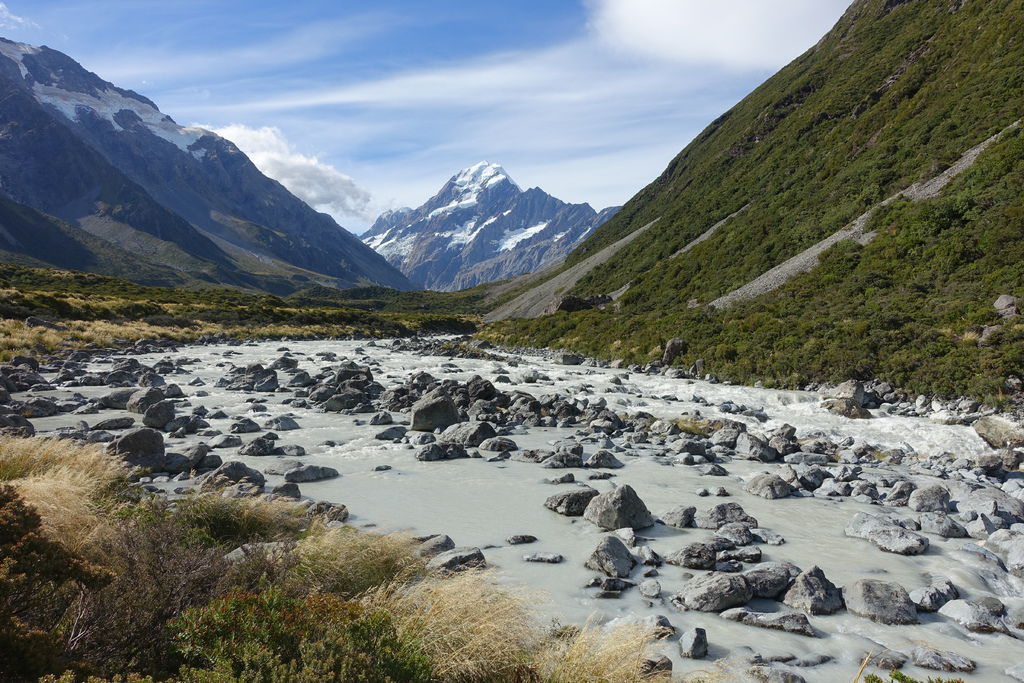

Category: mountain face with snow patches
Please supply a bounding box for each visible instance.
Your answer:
[0,38,411,292]
[362,162,619,291]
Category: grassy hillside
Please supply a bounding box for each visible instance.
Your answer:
[0,264,476,360]
[483,0,1024,401]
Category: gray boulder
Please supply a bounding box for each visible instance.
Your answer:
[745,473,794,499]
[411,389,461,432]
[918,512,967,538]
[584,536,636,577]
[844,512,928,555]
[937,598,1010,634]
[542,451,583,468]
[284,464,339,483]
[720,608,817,637]
[678,628,708,659]
[126,387,164,414]
[375,426,408,440]
[782,566,843,615]
[544,488,600,516]
[479,437,518,452]
[238,437,274,456]
[271,482,301,499]
[973,415,1024,448]
[910,578,958,612]
[694,502,758,529]
[427,547,486,573]
[99,388,137,410]
[205,460,265,486]
[843,579,917,624]
[440,421,496,446]
[662,337,687,365]
[907,484,949,512]
[108,427,165,469]
[93,416,135,430]
[742,562,800,599]
[673,573,752,612]
[995,294,1019,318]
[583,485,654,530]
[661,505,696,529]
[957,487,1024,525]
[584,450,624,469]
[417,534,456,557]
[911,647,975,673]
[264,416,300,431]
[665,543,716,570]
[142,400,176,430]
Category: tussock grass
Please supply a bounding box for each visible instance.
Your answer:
[534,619,667,682]
[175,494,306,547]
[0,436,124,553]
[292,526,424,597]
[364,572,541,681]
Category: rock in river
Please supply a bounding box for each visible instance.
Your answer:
[844,512,928,555]
[583,485,654,530]
[411,388,461,432]
[843,579,917,625]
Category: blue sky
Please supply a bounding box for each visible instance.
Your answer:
[0,0,852,232]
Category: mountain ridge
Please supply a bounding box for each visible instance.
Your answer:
[363,161,619,290]
[0,37,412,293]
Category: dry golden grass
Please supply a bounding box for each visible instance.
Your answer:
[364,572,665,682]
[364,571,542,681]
[0,318,405,362]
[292,526,424,597]
[0,436,125,554]
[175,494,307,547]
[534,619,667,683]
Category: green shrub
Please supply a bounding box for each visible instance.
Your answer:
[174,496,306,548]
[171,590,434,682]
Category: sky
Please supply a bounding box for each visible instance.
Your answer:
[0,0,852,233]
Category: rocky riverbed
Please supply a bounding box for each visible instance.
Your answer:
[6,336,1024,681]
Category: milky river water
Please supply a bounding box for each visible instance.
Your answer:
[31,339,1024,681]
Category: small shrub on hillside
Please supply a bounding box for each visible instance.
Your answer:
[0,486,108,681]
[174,495,306,548]
[171,590,434,682]
[63,514,227,677]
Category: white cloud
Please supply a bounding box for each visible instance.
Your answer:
[146,1,852,229]
[209,124,372,225]
[0,2,36,29]
[588,0,851,69]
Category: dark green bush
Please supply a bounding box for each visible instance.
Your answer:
[171,590,434,682]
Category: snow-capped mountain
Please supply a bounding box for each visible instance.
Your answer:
[0,37,411,292]
[363,162,619,290]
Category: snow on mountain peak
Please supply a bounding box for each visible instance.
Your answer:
[426,161,521,219]
[452,161,514,190]
[0,38,39,78]
[0,38,209,153]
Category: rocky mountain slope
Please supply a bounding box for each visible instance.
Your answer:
[484,0,1024,401]
[362,162,618,290]
[0,38,411,293]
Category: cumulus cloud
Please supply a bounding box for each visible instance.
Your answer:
[588,0,851,70]
[0,2,36,29]
[209,124,372,225]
